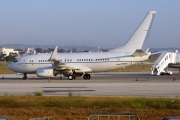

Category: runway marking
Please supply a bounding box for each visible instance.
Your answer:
[43,90,95,93]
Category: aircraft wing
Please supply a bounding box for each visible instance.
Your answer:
[53,64,92,72]
[49,46,92,72]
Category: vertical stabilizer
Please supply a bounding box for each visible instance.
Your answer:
[109,11,156,53]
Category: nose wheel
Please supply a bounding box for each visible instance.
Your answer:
[23,73,27,80]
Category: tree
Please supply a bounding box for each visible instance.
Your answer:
[47,48,54,53]
[67,50,72,53]
[0,53,7,61]
[72,48,77,53]
[101,49,109,52]
[35,47,42,53]
[5,53,18,62]
[58,48,66,53]
[83,50,90,52]
[15,49,23,52]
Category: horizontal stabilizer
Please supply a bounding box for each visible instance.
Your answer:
[151,50,173,55]
[132,49,148,57]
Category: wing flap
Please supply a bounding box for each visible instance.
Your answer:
[54,64,92,72]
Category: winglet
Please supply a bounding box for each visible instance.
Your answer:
[49,46,58,61]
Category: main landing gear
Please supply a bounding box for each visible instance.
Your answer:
[83,74,91,80]
[67,73,91,80]
[23,73,27,80]
[68,74,76,80]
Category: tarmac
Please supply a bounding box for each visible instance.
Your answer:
[0,72,180,97]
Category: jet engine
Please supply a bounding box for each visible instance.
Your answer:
[36,67,59,77]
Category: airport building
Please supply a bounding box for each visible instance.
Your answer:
[0,47,19,56]
[25,48,36,55]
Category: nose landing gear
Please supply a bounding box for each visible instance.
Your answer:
[23,73,27,80]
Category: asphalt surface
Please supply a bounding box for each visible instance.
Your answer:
[0,72,180,97]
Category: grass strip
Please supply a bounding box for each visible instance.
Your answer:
[0,96,180,110]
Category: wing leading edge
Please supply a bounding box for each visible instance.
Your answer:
[48,46,92,72]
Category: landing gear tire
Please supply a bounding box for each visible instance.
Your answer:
[68,74,76,80]
[83,74,91,80]
[23,73,27,80]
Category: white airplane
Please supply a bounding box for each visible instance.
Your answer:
[8,11,156,80]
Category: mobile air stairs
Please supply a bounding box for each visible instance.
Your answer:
[151,51,177,76]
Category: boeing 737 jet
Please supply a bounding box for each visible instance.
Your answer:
[8,11,156,80]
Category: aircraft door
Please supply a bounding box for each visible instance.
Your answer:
[116,55,121,65]
[22,58,26,67]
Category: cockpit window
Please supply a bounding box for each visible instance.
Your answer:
[14,59,18,63]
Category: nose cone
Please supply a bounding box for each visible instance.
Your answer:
[8,62,14,71]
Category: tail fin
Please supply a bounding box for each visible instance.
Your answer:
[109,11,156,53]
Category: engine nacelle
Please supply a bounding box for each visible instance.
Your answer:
[36,67,59,77]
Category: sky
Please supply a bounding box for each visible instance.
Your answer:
[0,0,180,49]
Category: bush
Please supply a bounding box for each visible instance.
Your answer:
[34,91,43,96]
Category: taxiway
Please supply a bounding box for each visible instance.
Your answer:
[0,72,180,97]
